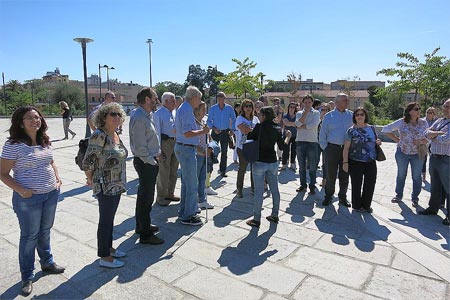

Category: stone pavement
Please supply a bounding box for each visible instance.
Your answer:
[0,117,449,300]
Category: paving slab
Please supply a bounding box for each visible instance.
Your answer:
[365,266,447,300]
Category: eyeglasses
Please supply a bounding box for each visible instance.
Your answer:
[23,116,42,121]
[108,112,122,118]
[427,112,435,114]
[412,107,420,111]
[354,113,365,117]
[243,104,253,108]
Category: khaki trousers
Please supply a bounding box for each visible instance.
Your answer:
[156,139,179,198]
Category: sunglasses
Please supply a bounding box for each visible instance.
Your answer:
[412,107,420,111]
[108,112,122,118]
[243,105,253,108]
[354,113,365,117]
[427,112,434,114]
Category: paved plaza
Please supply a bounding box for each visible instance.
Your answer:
[0,117,449,300]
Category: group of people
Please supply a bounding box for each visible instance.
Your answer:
[1,87,449,296]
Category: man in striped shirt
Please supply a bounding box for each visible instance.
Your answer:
[419,98,450,226]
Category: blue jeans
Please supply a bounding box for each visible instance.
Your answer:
[196,155,207,203]
[12,189,59,281]
[296,141,319,187]
[395,148,423,200]
[175,144,198,220]
[97,191,120,257]
[251,161,280,222]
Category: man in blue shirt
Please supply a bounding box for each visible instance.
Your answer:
[319,93,353,207]
[207,92,236,177]
[153,92,179,206]
[175,86,210,226]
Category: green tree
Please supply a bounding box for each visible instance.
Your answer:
[218,57,263,98]
[154,81,186,99]
[185,64,207,95]
[205,66,224,97]
[377,47,450,106]
[52,82,84,111]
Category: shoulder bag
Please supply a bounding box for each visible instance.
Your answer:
[370,126,386,161]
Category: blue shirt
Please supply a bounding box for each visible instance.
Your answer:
[153,106,176,138]
[345,125,377,162]
[319,108,353,150]
[175,101,199,145]
[207,103,236,130]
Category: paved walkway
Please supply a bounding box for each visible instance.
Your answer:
[1,118,449,300]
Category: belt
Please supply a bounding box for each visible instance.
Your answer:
[329,143,344,148]
[431,154,450,159]
[163,137,175,140]
[176,142,196,147]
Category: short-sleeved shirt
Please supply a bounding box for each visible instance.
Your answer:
[175,101,199,145]
[381,118,428,155]
[345,125,377,162]
[1,141,57,194]
[235,115,259,149]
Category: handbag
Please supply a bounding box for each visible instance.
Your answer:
[242,124,262,163]
[228,134,235,150]
[370,126,386,161]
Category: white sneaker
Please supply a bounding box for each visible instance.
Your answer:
[99,258,124,268]
[198,201,214,209]
[206,187,218,195]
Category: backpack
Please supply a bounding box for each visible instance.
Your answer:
[75,138,90,170]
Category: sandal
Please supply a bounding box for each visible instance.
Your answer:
[266,216,279,223]
[246,219,261,228]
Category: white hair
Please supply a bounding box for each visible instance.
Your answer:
[335,93,348,102]
[185,86,202,101]
[161,92,175,105]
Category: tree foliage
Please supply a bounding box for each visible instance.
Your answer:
[52,82,84,111]
[218,57,263,99]
[154,81,186,99]
[377,47,450,106]
[287,72,301,95]
[185,65,207,95]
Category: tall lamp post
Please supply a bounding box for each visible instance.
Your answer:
[102,65,115,90]
[146,39,153,87]
[73,37,93,138]
[98,64,102,101]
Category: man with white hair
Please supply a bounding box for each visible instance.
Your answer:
[153,92,180,206]
[319,93,353,207]
[175,86,210,226]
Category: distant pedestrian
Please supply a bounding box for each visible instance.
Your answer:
[319,93,353,207]
[58,101,76,140]
[382,102,428,207]
[207,92,236,177]
[233,102,241,164]
[83,102,129,268]
[342,108,381,213]
[419,98,450,226]
[1,106,65,296]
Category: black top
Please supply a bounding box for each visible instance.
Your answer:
[247,121,286,163]
[62,108,70,119]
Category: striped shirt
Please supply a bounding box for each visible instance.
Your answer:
[426,117,450,156]
[1,141,57,194]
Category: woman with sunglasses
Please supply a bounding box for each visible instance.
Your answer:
[342,108,381,213]
[1,106,64,296]
[382,102,428,207]
[82,102,128,268]
[235,99,259,198]
[280,103,298,171]
[421,107,437,181]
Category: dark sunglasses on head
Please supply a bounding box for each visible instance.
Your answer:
[108,112,122,118]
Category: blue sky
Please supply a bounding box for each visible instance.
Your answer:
[1,0,449,86]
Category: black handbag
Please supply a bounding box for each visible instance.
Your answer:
[242,124,261,162]
[371,126,386,161]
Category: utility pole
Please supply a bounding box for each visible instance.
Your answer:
[146,39,153,87]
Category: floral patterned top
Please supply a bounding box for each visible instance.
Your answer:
[345,125,377,162]
[82,129,128,196]
[381,118,428,155]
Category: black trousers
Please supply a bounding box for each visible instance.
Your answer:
[349,159,377,210]
[133,157,159,236]
[282,135,296,165]
[324,144,349,200]
[211,130,230,173]
[97,191,120,257]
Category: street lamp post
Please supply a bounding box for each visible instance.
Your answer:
[146,39,153,87]
[98,64,102,101]
[73,37,93,138]
[2,72,6,113]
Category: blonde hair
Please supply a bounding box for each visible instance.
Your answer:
[59,101,69,109]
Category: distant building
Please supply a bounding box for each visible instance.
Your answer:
[42,68,69,82]
[274,79,330,92]
[330,80,385,90]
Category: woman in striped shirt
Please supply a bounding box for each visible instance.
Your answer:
[0,106,64,296]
